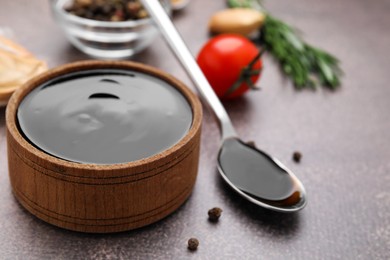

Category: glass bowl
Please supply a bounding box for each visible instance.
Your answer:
[50,0,170,59]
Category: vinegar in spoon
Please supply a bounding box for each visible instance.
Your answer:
[218,138,303,208]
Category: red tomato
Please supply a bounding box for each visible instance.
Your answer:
[197,34,262,99]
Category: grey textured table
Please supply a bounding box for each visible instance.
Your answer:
[1,0,389,259]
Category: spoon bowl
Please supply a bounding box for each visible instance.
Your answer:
[141,0,307,212]
[218,138,306,212]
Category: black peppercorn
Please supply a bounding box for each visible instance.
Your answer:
[187,238,199,251]
[208,207,223,222]
[293,151,302,163]
[246,141,256,148]
[65,0,149,21]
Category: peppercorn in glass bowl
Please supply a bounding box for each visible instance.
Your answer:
[50,0,171,59]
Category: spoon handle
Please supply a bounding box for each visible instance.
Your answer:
[141,0,237,140]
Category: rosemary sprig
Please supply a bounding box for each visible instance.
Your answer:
[227,0,342,89]
[227,0,264,11]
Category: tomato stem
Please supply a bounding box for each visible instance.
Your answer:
[224,49,264,97]
[248,49,265,68]
[247,69,262,76]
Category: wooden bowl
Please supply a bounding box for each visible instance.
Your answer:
[6,61,202,233]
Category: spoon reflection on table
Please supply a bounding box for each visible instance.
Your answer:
[141,0,307,212]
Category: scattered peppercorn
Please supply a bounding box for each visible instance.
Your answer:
[65,0,150,21]
[246,141,256,148]
[208,207,223,222]
[187,238,199,251]
[293,151,302,163]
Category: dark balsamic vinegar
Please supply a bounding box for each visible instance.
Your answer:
[218,138,302,207]
[17,69,193,164]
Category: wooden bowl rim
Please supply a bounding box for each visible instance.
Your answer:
[6,60,202,171]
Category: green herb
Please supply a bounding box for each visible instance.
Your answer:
[227,0,264,11]
[227,0,342,89]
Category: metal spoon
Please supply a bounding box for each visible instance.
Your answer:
[141,0,307,212]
